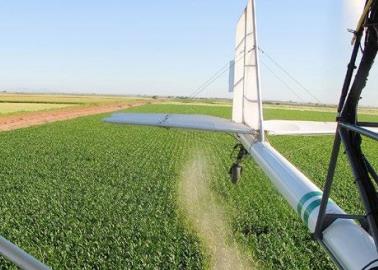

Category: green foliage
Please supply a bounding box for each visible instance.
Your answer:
[264,108,378,122]
[0,103,376,269]
[0,110,205,269]
[127,104,377,269]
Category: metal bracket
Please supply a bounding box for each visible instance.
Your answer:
[229,144,248,184]
[317,214,369,239]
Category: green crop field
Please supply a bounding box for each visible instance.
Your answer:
[0,102,376,269]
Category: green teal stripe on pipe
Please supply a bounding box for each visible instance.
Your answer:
[303,199,322,225]
[297,191,322,216]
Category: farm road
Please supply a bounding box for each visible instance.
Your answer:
[178,150,253,270]
[0,101,147,132]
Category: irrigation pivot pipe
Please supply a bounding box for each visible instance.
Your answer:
[238,133,378,270]
[0,236,49,270]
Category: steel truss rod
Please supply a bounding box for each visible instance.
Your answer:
[358,122,378,128]
[316,0,378,253]
[339,128,378,248]
[314,132,341,238]
[364,156,378,185]
[314,0,365,240]
[339,122,378,141]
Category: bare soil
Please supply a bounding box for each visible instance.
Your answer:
[178,150,254,270]
[0,101,147,132]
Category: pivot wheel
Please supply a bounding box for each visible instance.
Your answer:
[229,144,248,184]
[229,163,242,184]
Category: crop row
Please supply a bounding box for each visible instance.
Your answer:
[128,104,376,269]
[0,103,376,269]
[0,109,205,269]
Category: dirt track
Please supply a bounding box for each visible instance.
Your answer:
[0,101,147,132]
[178,150,254,270]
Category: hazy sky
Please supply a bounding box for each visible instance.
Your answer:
[0,0,375,106]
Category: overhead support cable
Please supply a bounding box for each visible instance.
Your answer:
[188,52,246,99]
[188,62,230,98]
[258,47,322,104]
[260,59,305,102]
[188,46,320,103]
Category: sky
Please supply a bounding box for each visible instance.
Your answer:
[0,0,375,106]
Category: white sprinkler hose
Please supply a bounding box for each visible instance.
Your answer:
[0,236,49,270]
[238,134,378,270]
